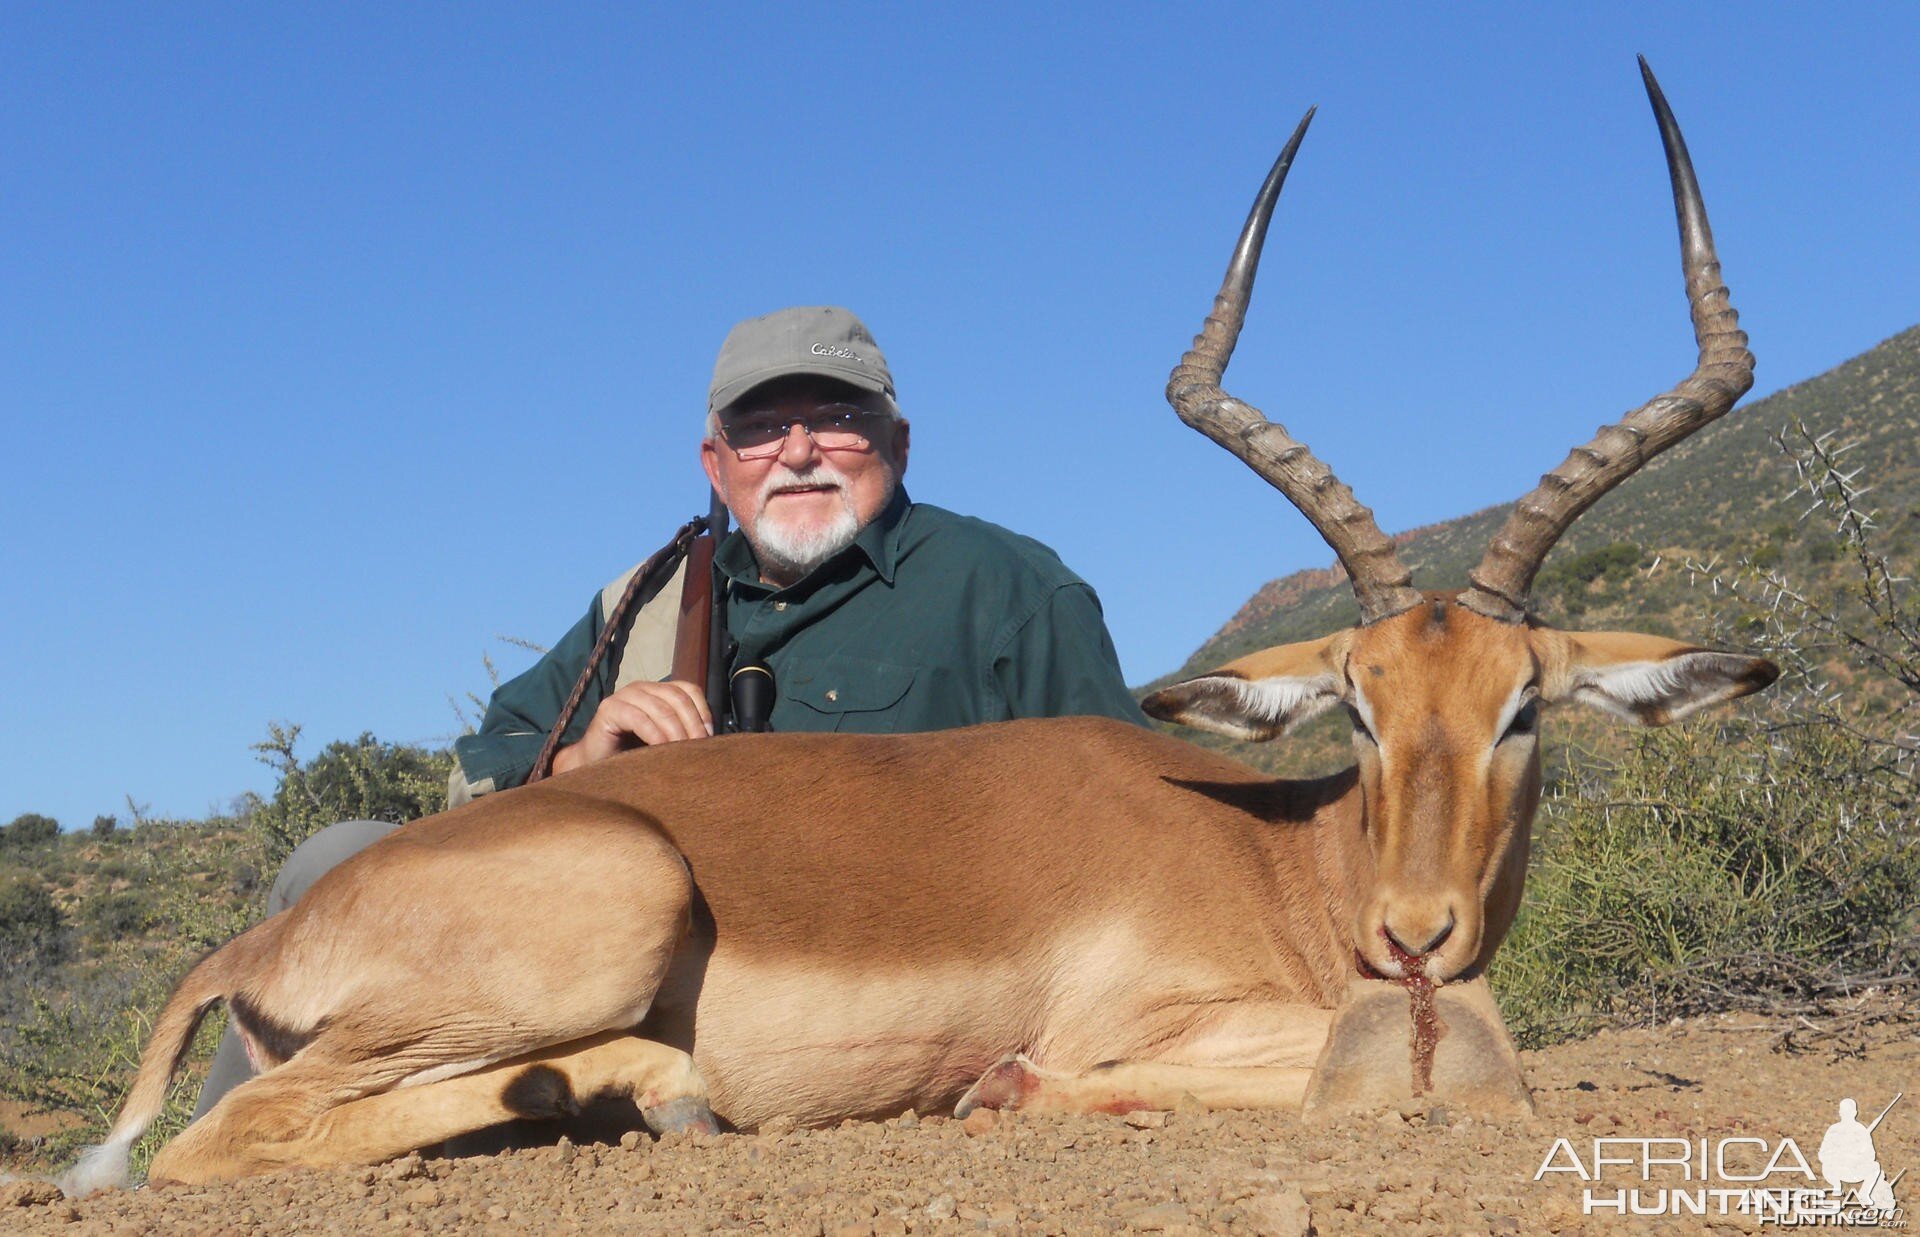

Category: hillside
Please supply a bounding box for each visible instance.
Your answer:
[1154,323,1920,774]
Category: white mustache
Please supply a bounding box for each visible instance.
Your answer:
[760,466,847,501]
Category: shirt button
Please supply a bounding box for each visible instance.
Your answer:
[825,689,839,702]
[773,601,788,611]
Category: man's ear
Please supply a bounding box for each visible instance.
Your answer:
[1141,632,1348,741]
[1541,630,1779,726]
[701,437,725,496]
[888,417,910,477]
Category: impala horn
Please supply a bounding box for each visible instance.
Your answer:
[1459,58,1755,622]
[1166,108,1424,626]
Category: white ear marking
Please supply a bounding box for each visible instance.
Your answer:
[1142,671,1343,741]
[1234,675,1340,730]
[1570,651,1777,726]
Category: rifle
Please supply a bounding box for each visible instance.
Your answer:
[525,492,729,785]
[677,488,733,727]
[685,490,773,733]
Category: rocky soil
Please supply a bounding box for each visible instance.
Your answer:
[5,1011,1913,1235]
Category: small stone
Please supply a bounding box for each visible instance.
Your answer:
[1485,1215,1520,1234]
[1300,1182,1349,1209]
[1123,1110,1170,1129]
[1425,1103,1456,1128]
[895,1109,919,1129]
[925,1194,957,1220]
[962,1108,1000,1136]
[1174,1091,1207,1115]
[402,1184,441,1208]
[488,1205,510,1221]
[620,1130,645,1150]
[381,1152,426,1181]
[1242,1187,1312,1237]
[761,1114,798,1136]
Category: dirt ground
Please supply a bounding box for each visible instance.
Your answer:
[5,1010,1913,1235]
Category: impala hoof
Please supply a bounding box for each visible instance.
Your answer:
[1303,976,1533,1119]
[641,1096,720,1136]
[955,1054,1044,1118]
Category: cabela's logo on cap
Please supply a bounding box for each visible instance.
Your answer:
[809,342,862,361]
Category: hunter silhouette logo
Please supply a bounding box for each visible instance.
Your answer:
[1819,1095,1901,1214]
[1533,1091,1907,1224]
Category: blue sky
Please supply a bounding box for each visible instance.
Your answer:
[4,5,1917,829]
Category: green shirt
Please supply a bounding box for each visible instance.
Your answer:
[453,488,1145,793]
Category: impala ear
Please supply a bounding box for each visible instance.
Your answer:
[1142,633,1348,741]
[1544,630,1779,726]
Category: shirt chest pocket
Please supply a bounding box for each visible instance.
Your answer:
[777,654,917,734]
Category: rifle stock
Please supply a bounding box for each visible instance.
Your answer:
[671,534,717,687]
[703,491,732,725]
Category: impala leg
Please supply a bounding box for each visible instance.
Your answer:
[150,1032,713,1185]
[291,1031,716,1167]
[956,999,1332,1118]
[956,1055,1313,1118]
[1301,975,1532,1118]
[148,1060,343,1187]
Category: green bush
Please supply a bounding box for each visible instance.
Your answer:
[82,889,161,937]
[1539,541,1641,590]
[0,878,66,965]
[4,813,60,848]
[248,723,453,864]
[1494,719,1917,1045]
[91,814,118,839]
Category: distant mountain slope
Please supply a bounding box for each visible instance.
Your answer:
[1149,323,1920,773]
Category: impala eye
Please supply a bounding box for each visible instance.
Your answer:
[1345,705,1376,745]
[1503,699,1540,741]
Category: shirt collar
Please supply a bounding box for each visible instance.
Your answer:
[716,485,911,592]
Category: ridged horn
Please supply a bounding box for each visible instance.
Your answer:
[1460,58,1755,622]
[1167,109,1424,626]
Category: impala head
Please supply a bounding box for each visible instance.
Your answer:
[1143,60,1778,985]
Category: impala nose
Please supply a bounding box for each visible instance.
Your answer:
[1382,910,1455,960]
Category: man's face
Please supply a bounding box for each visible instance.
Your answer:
[701,376,909,587]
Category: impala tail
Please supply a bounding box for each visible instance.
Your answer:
[58,939,242,1197]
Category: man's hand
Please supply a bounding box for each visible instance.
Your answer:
[550,680,714,774]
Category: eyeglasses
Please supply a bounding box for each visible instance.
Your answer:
[717,404,890,460]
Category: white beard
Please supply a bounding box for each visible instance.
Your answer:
[743,463,890,583]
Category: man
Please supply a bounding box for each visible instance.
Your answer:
[196,305,1144,1116]
[449,304,1143,796]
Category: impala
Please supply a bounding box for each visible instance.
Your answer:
[66,60,1774,1195]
